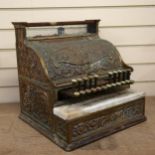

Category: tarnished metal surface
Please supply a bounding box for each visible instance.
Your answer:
[25,36,123,81]
[12,20,145,151]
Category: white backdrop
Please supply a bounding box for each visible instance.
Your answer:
[0,0,155,103]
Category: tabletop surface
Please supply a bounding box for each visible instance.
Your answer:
[0,97,154,155]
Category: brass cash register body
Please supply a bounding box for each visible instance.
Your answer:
[13,20,146,151]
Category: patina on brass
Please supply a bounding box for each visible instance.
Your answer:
[12,20,146,151]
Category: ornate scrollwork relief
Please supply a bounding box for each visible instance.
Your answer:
[72,102,143,138]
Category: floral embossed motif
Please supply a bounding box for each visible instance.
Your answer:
[72,103,143,138]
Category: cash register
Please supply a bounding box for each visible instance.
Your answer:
[13,20,146,151]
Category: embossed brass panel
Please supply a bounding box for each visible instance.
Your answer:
[12,20,145,151]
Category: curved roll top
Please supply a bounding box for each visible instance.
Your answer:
[25,35,127,81]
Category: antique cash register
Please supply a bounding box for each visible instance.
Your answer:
[13,20,146,151]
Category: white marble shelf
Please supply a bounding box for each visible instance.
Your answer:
[54,90,145,120]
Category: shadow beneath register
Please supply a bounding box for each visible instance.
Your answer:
[80,136,118,150]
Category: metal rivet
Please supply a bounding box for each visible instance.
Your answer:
[71,79,77,83]
[121,81,126,84]
[108,71,113,75]
[111,83,117,87]
[91,88,97,92]
[101,86,107,90]
[79,90,86,95]
[86,89,92,94]
[74,92,80,97]
[116,82,121,86]
[94,74,99,78]
[96,87,102,91]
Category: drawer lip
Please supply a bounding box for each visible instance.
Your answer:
[54,90,145,120]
